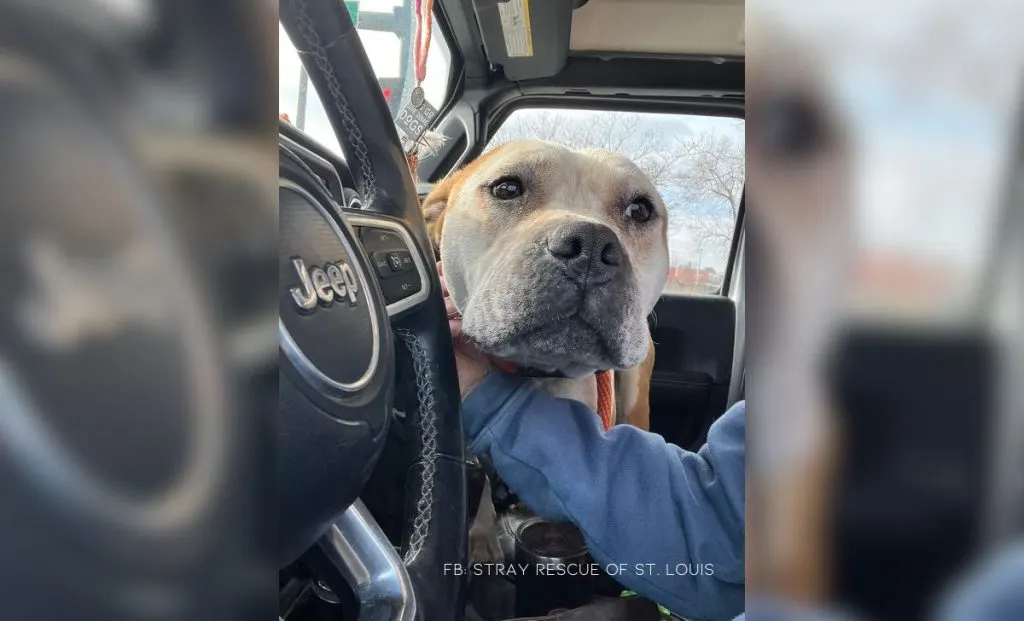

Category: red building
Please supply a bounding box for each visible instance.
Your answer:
[666,265,719,292]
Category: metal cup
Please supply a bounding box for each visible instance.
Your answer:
[513,517,595,617]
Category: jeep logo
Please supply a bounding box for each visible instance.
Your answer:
[290,257,359,311]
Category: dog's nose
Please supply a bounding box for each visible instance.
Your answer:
[546,221,622,284]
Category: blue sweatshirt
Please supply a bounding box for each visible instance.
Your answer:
[462,372,746,621]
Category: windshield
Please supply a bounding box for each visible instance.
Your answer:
[279,1,453,157]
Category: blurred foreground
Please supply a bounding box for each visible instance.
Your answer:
[0,1,277,620]
[746,0,1023,619]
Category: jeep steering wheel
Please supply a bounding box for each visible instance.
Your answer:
[279,1,468,620]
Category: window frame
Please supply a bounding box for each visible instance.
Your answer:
[720,190,745,297]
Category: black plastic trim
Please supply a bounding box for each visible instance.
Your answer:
[720,189,746,296]
[279,119,355,189]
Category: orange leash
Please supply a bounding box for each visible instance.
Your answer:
[595,370,614,432]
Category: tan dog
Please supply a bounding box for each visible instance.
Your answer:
[745,19,852,602]
[422,140,669,567]
[423,139,667,427]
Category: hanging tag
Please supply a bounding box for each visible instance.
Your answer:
[395,90,438,144]
[400,0,437,146]
[410,85,426,109]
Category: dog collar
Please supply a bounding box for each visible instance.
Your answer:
[485,356,615,432]
[488,357,566,379]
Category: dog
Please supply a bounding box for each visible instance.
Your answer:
[422,139,667,426]
[420,139,670,564]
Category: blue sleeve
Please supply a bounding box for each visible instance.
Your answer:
[462,372,746,621]
[932,543,1024,621]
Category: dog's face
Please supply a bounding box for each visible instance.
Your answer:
[423,140,669,377]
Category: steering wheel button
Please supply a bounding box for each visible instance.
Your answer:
[371,252,394,279]
[380,271,422,304]
[361,227,403,248]
[387,253,403,271]
[388,251,413,273]
[371,250,415,280]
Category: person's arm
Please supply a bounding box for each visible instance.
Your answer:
[463,373,746,621]
[932,543,1024,621]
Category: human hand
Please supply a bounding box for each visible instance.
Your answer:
[439,261,491,399]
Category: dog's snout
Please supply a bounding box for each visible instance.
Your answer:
[546,222,622,285]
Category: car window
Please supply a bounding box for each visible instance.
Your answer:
[279,1,452,158]
[488,109,745,295]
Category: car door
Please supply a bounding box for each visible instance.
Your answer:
[647,190,743,449]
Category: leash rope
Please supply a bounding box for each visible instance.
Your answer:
[595,369,614,432]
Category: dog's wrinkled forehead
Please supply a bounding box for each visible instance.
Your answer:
[466,140,662,215]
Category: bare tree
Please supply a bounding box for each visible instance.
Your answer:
[671,127,745,263]
[489,110,687,187]
[674,129,745,219]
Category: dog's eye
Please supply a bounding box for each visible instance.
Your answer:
[624,199,653,223]
[749,95,830,160]
[490,177,524,200]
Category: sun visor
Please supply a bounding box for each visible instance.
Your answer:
[472,0,584,81]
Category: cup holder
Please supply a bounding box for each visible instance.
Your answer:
[512,518,595,617]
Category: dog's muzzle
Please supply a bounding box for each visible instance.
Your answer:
[545,221,622,288]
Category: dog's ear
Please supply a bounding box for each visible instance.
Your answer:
[421,144,509,256]
[421,175,456,256]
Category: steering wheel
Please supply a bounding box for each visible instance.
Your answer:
[279,1,468,619]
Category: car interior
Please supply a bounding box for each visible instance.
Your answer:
[0,1,1018,620]
[276,1,1007,620]
[278,1,744,619]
